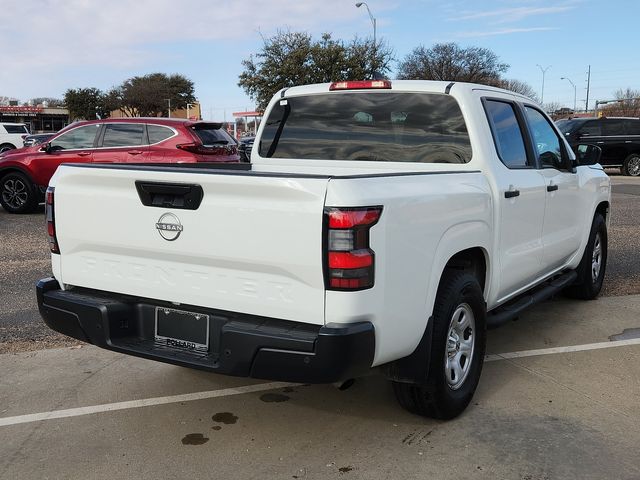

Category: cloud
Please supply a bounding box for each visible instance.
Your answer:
[0,0,372,73]
[450,5,575,24]
[457,26,557,38]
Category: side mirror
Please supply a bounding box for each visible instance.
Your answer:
[41,142,52,153]
[576,144,602,166]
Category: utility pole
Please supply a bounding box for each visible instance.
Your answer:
[186,103,193,120]
[585,65,591,113]
[536,64,551,104]
[165,99,171,118]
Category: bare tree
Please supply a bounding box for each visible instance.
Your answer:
[601,88,640,117]
[497,79,539,102]
[0,96,18,106]
[397,43,508,84]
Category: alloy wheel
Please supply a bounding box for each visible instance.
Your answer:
[445,303,475,390]
[1,178,28,209]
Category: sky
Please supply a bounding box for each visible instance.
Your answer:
[1,0,639,120]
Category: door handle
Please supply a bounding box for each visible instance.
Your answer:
[128,150,143,155]
[135,181,204,210]
[596,141,604,144]
[77,151,91,157]
[547,184,559,192]
[504,190,520,198]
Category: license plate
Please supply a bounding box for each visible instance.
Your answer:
[155,307,209,351]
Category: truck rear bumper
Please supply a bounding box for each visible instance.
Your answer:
[36,277,375,384]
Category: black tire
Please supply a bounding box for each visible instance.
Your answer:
[622,154,640,177]
[392,270,486,419]
[564,213,607,300]
[0,172,38,214]
[0,143,16,153]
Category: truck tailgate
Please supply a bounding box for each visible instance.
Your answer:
[52,165,329,325]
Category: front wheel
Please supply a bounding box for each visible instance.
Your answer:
[0,172,38,213]
[622,154,640,176]
[392,271,486,419]
[564,213,607,299]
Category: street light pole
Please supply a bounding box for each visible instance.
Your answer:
[186,103,193,120]
[355,2,376,78]
[560,77,577,112]
[165,99,171,118]
[536,64,551,104]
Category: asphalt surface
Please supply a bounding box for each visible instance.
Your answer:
[0,172,639,480]
[1,295,639,479]
[1,172,638,353]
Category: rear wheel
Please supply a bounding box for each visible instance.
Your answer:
[0,172,38,213]
[564,213,607,299]
[622,154,640,176]
[392,271,486,419]
[0,143,16,153]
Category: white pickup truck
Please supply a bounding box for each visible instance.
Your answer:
[37,80,610,419]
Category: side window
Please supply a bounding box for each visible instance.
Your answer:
[484,100,530,168]
[602,120,626,136]
[147,125,175,144]
[50,124,100,150]
[578,121,601,136]
[102,123,146,147]
[625,120,640,136]
[524,106,564,170]
[4,125,29,134]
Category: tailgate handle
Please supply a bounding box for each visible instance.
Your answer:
[135,181,203,210]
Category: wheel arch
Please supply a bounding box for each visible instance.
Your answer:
[383,243,490,385]
[595,200,609,223]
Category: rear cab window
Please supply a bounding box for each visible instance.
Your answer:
[258,92,472,163]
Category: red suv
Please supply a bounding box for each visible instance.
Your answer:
[0,118,240,213]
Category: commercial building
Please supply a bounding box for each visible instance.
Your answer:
[0,105,69,133]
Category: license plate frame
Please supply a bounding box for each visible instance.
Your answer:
[154,306,210,352]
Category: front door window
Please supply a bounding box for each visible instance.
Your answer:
[50,124,100,150]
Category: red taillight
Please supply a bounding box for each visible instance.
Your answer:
[177,142,238,158]
[324,206,382,291]
[45,186,59,254]
[329,80,392,91]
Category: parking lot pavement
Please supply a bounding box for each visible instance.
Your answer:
[1,295,639,479]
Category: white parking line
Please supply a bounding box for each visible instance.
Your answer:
[1,338,639,428]
[0,381,296,428]
[485,337,640,362]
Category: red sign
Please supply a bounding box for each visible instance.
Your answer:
[0,106,44,114]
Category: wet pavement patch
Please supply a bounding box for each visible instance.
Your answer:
[211,426,222,431]
[282,387,296,393]
[260,393,290,403]
[609,328,640,341]
[181,433,209,445]
[212,412,238,424]
[338,466,353,474]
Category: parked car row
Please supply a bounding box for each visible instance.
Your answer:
[0,118,240,213]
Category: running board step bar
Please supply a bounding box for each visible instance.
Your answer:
[487,270,578,329]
